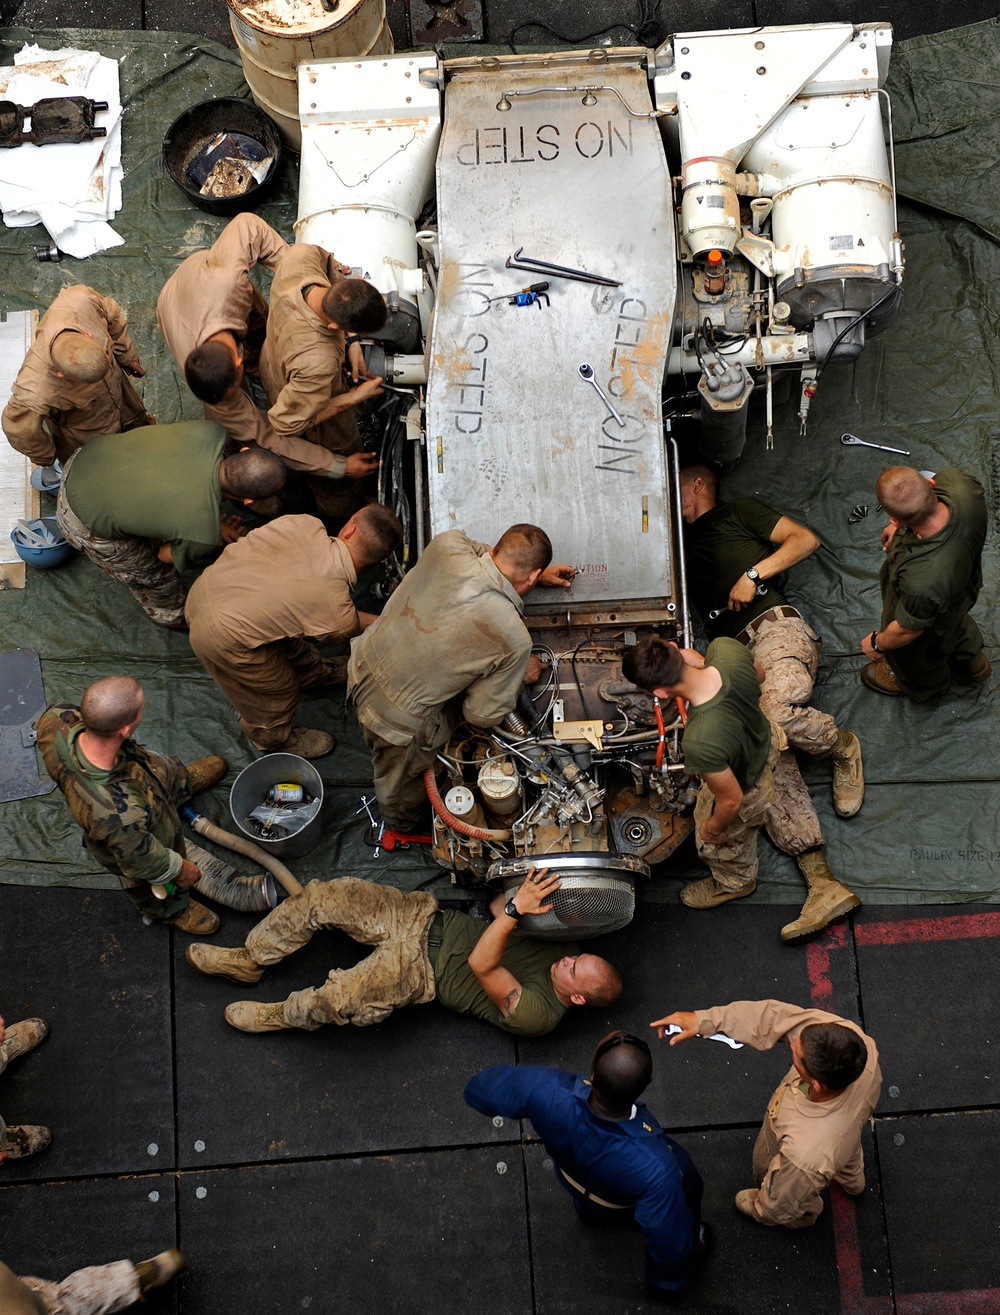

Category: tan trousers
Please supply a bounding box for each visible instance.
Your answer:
[246,877,439,1029]
[359,723,441,831]
[188,614,329,748]
[20,1261,139,1315]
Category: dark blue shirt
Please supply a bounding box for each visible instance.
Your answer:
[464,1065,703,1297]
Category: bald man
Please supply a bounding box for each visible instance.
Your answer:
[38,676,231,935]
[2,285,152,470]
[860,466,989,699]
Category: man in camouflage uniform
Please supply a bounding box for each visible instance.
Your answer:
[37,676,231,935]
[347,524,575,832]
[1,284,152,475]
[259,243,387,519]
[678,466,863,942]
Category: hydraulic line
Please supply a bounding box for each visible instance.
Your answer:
[422,767,512,842]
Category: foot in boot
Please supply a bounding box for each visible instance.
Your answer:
[0,1018,48,1064]
[1,1124,51,1159]
[680,876,756,909]
[225,1001,293,1033]
[831,730,864,818]
[186,943,263,984]
[860,662,903,696]
[169,899,220,936]
[256,726,335,759]
[966,651,992,684]
[734,1189,762,1221]
[185,755,227,794]
[135,1249,184,1292]
[783,852,860,942]
[301,657,348,689]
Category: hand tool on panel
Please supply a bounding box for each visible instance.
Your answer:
[506,247,621,287]
[579,362,625,427]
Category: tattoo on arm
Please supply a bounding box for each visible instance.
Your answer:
[501,986,522,1017]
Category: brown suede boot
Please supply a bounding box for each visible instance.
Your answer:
[169,900,220,936]
[254,726,335,759]
[185,755,227,794]
[135,1249,184,1292]
[225,1001,293,1033]
[1,1125,51,1158]
[0,1018,48,1064]
[830,730,864,819]
[680,876,756,909]
[781,850,861,943]
[186,943,263,984]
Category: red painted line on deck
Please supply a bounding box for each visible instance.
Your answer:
[855,912,1000,946]
[809,914,1000,1313]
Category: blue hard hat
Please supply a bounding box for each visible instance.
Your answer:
[10,517,74,568]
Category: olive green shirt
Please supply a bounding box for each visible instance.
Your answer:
[879,467,986,637]
[684,497,790,637]
[62,420,228,573]
[681,638,770,791]
[434,910,574,1036]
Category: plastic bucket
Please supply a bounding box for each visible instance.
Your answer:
[161,97,283,217]
[227,0,392,150]
[229,752,325,859]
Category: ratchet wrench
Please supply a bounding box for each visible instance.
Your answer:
[841,433,910,455]
[579,362,625,427]
[663,1023,743,1050]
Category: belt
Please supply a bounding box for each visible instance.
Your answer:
[556,1165,632,1210]
[426,910,445,958]
[734,605,803,647]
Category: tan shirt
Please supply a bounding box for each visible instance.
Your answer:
[1,285,147,465]
[348,528,531,744]
[184,514,359,648]
[698,999,882,1227]
[258,244,358,478]
[155,216,332,476]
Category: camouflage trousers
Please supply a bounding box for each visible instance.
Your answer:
[246,877,439,1029]
[751,616,837,855]
[19,1260,139,1315]
[695,760,777,893]
[56,467,187,627]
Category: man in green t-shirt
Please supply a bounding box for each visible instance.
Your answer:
[624,636,829,926]
[185,870,622,1037]
[860,466,990,700]
[678,465,862,941]
[55,420,286,627]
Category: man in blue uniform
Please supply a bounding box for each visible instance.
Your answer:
[464,1031,709,1300]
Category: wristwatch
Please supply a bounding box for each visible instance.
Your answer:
[745,566,761,583]
[344,334,362,348]
[504,899,523,921]
[870,630,882,652]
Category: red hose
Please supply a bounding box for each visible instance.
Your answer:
[423,767,512,842]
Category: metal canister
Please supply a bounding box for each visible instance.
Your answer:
[269,783,304,803]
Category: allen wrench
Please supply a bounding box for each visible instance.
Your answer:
[505,247,621,288]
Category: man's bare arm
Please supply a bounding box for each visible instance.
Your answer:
[468,868,560,1016]
[698,767,744,844]
[728,515,820,611]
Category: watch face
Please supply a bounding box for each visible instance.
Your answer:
[747,568,759,580]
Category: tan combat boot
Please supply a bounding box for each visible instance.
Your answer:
[830,730,864,818]
[267,726,336,759]
[225,1001,293,1033]
[734,1189,761,1220]
[135,1250,184,1293]
[680,876,756,909]
[186,943,263,984]
[169,900,220,935]
[185,755,227,794]
[781,850,861,943]
[0,1018,48,1063]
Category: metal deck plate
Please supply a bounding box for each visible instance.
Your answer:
[0,647,56,802]
[426,55,678,613]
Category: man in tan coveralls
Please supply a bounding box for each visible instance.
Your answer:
[259,243,388,518]
[654,999,881,1228]
[1,284,152,473]
[185,505,403,759]
[157,214,351,480]
[347,524,575,831]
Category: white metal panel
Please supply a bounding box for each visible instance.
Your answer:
[426,59,677,609]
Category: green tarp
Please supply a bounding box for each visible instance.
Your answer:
[1,22,999,904]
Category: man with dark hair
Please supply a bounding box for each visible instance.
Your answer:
[624,635,860,938]
[2,285,152,477]
[157,215,359,483]
[464,1030,709,1300]
[347,524,574,831]
[37,676,238,935]
[186,867,621,1037]
[186,505,403,758]
[653,999,880,1228]
[860,465,989,699]
[677,465,862,941]
[259,243,388,519]
[54,420,286,626]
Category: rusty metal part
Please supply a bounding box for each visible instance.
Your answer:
[410,0,483,44]
[26,97,109,146]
